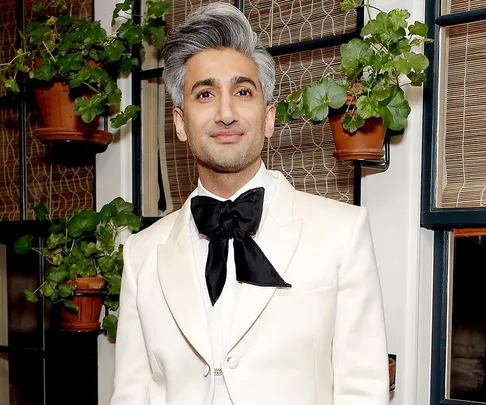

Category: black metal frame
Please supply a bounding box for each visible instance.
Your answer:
[422,4,486,230]
[423,3,486,405]
[131,1,370,216]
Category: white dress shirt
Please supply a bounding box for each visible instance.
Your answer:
[190,162,276,405]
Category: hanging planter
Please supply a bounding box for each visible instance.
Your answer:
[34,81,112,147]
[59,277,105,332]
[328,101,386,161]
[275,0,432,163]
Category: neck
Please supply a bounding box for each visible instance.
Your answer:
[198,159,262,199]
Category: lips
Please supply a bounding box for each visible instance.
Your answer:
[211,130,243,142]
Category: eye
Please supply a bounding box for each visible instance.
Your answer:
[196,90,213,99]
[236,88,252,97]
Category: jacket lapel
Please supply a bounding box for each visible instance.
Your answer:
[224,173,302,355]
[157,192,213,367]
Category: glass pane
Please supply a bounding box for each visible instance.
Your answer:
[245,0,357,48]
[141,78,169,216]
[449,230,486,402]
[8,351,44,405]
[444,0,486,14]
[436,21,486,208]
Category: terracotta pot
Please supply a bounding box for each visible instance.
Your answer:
[33,81,112,146]
[60,277,105,332]
[329,108,386,160]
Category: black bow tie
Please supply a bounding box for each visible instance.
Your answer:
[190,187,291,305]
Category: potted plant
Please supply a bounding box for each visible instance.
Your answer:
[13,197,142,340]
[276,0,432,160]
[0,0,171,146]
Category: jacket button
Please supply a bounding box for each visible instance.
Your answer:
[227,357,239,369]
[203,364,210,377]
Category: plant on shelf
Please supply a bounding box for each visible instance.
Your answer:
[14,197,142,340]
[0,0,171,129]
[275,0,432,160]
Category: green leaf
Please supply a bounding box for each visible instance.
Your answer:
[377,87,411,130]
[371,76,391,101]
[146,0,172,17]
[356,95,379,119]
[342,112,365,133]
[41,282,55,297]
[388,9,410,31]
[14,234,34,254]
[110,104,141,128]
[81,241,99,257]
[340,0,363,11]
[52,253,63,266]
[58,283,74,298]
[24,289,39,303]
[118,22,143,47]
[340,38,373,74]
[3,78,20,93]
[119,57,139,72]
[28,26,50,45]
[46,265,70,283]
[102,314,118,340]
[67,209,99,237]
[409,21,429,37]
[58,54,84,75]
[33,59,55,81]
[302,77,347,122]
[405,52,430,73]
[148,26,166,50]
[275,101,293,124]
[34,203,49,221]
[407,71,427,87]
[46,233,67,249]
[99,40,126,63]
[32,2,45,12]
[63,300,78,312]
[73,96,105,123]
[112,0,135,26]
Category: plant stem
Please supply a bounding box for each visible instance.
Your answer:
[42,41,57,62]
[81,80,100,94]
[33,281,46,294]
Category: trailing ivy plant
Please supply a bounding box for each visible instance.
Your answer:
[14,197,142,340]
[0,0,171,128]
[276,0,432,133]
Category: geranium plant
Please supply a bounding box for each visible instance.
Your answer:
[0,0,171,128]
[276,0,432,133]
[13,197,142,339]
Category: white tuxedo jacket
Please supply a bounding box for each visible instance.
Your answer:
[111,171,389,405]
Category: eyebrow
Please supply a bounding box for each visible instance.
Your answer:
[190,76,259,94]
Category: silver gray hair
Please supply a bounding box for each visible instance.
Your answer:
[162,2,275,108]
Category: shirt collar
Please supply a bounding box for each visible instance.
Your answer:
[197,161,275,203]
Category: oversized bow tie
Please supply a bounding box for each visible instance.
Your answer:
[190,187,291,305]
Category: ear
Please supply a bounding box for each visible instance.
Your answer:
[173,108,187,142]
[264,104,276,139]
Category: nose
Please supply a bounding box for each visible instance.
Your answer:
[215,92,238,125]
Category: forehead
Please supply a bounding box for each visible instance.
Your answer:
[184,48,260,91]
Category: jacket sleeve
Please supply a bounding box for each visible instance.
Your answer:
[110,234,153,405]
[332,207,389,405]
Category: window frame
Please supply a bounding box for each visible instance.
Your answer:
[423,2,486,404]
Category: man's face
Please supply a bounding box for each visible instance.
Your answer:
[173,48,275,173]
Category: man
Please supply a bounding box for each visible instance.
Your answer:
[111,3,389,405]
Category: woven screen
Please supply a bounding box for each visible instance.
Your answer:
[447,0,486,13]
[0,0,95,220]
[159,2,356,212]
[438,21,486,208]
[245,0,357,48]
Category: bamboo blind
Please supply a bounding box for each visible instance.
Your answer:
[447,0,486,13]
[0,0,95,220]
[245,0,357,48]
[159,1,355,212]
[439,21,486,208]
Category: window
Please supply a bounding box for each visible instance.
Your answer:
[423,2,486,404]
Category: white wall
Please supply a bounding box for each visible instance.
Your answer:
[93,1,435,404]
[363,1,434,404]
[94,1,132,404]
